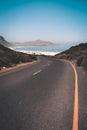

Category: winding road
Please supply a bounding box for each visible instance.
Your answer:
[0,56,85,130]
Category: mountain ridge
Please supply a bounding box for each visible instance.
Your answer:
[0,36,54,47]
[12,40,54,47]
[0,36,11,47]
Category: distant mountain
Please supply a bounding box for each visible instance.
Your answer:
[0,36,54,47]
[23,40,53,46]
[55,43,87,70]
[0,44,36,69]
[0,36,11,47]
[12,40,54,47]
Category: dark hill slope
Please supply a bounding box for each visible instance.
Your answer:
[55,43,87,70]
[0,36,11,47]
[0,44,36,68]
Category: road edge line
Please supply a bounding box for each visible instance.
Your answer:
[70,62,78,130]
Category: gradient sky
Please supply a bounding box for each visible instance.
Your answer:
[0,0,87,43]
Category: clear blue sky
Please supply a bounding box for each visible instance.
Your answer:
[0,0,87,43]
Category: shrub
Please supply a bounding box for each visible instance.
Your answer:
[81,58,87,71]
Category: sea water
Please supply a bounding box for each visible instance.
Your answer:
[14,44,72,56]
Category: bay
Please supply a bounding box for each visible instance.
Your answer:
[14,44,72,56]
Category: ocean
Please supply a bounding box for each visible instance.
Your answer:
[14,44,73,56]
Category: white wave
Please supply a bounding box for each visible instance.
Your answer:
[15,50,59,56]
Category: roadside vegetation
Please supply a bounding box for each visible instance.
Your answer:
[55,43,87,71]
[0,44,36,69]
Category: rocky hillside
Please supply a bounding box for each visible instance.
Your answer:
[0,36,11,47]
[55,43,87,70]
[0,44,36,69]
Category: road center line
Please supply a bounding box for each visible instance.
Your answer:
[33,70,42,75]
[71,63,78,130]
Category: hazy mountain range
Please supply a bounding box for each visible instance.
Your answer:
[23,40,53,46]
[12,40,53,47]
[0,36,53,47]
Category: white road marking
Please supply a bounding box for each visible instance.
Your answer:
[33,70,42,75]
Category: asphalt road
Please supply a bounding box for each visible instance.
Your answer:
[0,56,75,130]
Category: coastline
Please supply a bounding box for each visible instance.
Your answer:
[15,50,59,56]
